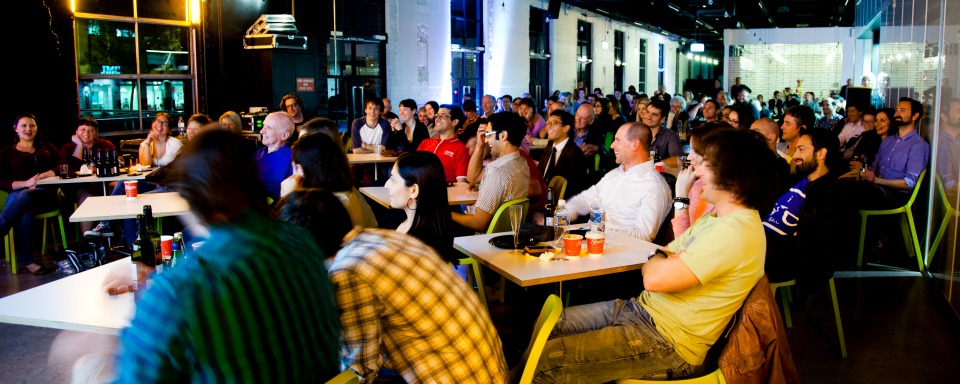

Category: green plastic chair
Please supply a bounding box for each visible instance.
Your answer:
[465,197,530,304]
[548,176,568,201]
[516,294,563,384]
[456,257,488,312]
[615,368,725,384]
[769,277,847,358]
[856,169,926,272]
[5,189,68,274]
[928,173,958,268]
[324,370,359,384]
[604,131,614,153]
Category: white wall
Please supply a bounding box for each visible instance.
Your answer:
[385,0,683,104]
[723,27,859,93]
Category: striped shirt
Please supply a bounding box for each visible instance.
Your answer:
[329,229,509,383]
[114,213,340,383]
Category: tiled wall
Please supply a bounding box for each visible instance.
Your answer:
[728,43,844,100]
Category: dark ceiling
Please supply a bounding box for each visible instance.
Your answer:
[563,0,855,50]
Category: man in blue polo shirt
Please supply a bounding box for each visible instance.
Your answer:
[256,112,295,199]
[860,97,930,209]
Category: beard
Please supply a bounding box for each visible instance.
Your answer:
[796,157,818,176]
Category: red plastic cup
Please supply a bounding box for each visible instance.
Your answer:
[655,162,665,173]
[586,231,605,256]
[123,180,138,199]
[563,234,583,257]
[160,235,173,257]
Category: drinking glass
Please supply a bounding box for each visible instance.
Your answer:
[509,205,523,253]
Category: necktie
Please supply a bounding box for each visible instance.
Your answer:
[543,147,555,177]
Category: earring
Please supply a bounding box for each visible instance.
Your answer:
[406,198,417,210]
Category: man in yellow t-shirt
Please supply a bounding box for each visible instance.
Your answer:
[533,129,775,383]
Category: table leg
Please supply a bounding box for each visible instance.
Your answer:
[102,182,107,196]
[374,163,378,181]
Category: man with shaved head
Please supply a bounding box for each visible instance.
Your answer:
[564,122,672,240]
[257,112,296,198]
[750,118,781,153]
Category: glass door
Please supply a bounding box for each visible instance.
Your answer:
[529,7,550,109]
[327,37,386,131]
[452,50,482,106]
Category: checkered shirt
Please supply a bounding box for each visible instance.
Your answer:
[472,151,530,215]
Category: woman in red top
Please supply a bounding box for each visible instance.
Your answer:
[0,113,65,274]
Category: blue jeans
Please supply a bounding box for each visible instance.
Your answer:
[106,180,173,248]
[1,188,58,266]
[532,298,698,383]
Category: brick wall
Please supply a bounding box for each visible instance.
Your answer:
[728,43,844,100]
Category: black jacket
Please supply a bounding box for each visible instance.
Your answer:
[538,139,589,199]
[386,121,429,152]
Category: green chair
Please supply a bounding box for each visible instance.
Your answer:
[516,294,563,384]
[459,197,530,305]
[5,189,68,274]
[604,131,614,154]
[456,257,488,312]
[548,176,568,201]
[615,368,725,384]
[324,370,360,384]
[769,277,847,358]
[856,169,926,272]
[1,190,10,269]
[928,173,958,268]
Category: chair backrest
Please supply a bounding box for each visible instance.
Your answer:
[660,172,677,198]
[904,168,928,207]
[548,176,568,201]
[604,131,614,152]
[325,371,360,384]
[518,294,563,384]
[0,190,8,211]
[487,197,530,234]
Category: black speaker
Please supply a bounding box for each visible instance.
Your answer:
[845,86,872,110]
[547,0,561,19]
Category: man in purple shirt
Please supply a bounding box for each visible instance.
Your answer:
[860,97,930,208]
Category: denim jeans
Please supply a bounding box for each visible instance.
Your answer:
[1,188,58,266]
[532,298,698,384]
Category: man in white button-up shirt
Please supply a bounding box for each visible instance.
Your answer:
[565,122,672,241]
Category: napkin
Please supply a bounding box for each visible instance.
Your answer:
[78,164,92,175]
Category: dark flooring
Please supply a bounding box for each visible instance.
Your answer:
[2,242,960,383]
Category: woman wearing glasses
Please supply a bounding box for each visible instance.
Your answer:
[0,113,65,274]
[138,112,183,167]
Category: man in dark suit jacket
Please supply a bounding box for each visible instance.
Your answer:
[539,109,589,199]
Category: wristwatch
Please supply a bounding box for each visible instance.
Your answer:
[673,197,690,210]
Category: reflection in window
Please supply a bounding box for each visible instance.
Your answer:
[79,79,140,132]
[76,19,137,75]
[143,80,186,112]
[139,24,191,74]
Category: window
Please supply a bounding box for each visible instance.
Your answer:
[614,31,624,93]
[74,0,193,133]
[638,39,647,92]
[529,7,550,106]
[658,43,665,88]
[577,20,593,90]
[451,0,483,105]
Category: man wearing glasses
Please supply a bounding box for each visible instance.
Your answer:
[453,112,530,232]
[280,93,309,129]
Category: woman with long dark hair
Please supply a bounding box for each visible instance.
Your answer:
[0,113,65,274]
[281,133,378,228]
[384,151,456,262]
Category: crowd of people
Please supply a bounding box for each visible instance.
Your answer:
[3,73,952,382]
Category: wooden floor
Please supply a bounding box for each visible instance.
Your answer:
[2,248,960,383]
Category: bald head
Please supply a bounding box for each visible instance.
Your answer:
[575,103,596,130]
[261,112,295,151]
[266,112,295,136]
[750,118,780,152]
[610,122,652,168]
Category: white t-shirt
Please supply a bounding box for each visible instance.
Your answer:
[153,136,183,167]
[360,123,383,147]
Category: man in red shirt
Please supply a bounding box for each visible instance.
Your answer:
[417,105,470,183]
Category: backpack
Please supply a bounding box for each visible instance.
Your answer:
[53,240,107,275]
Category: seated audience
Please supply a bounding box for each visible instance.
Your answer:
[384,151,457,260]
[280,92,309,128]
[381,97,398,120]
[778,105,815,164]
[424,101,440,136]
[0,113,64,275]
[272,188,356,264]
[533,129,778,383]
[764,129,843,282]
[351,97,391,153]
[539,110,588,199]
[106,129,341,382]
[858,97,930,209]
[836,104,866,150]
[573,103,605,157]
[453,113,530,232]
[255,112,295,199]
[607,94,628,133]
[218,111,243,133]
[937,99,960,191]
[517,97,546,139]
[666,95,689,132]
[845,108,887,162]
[281,133,378,228]
[672,121,735,237]
[458,99,482,140]
[565,122,672,241]
[184,113,212,141]
[297,117,342,146]
[644,99,683,166]
[417,104,470,183]
[139,112,183,167]
[59,117,117,234]
[386,98,429,152]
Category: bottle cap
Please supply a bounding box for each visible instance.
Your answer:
[558,199,566,205]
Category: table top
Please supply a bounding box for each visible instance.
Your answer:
[360,182,480,208]
[36,168,155,186]
[454,229,660,287]
[0,258,134,335]
[346,153,399,164]
[70,192,190,222]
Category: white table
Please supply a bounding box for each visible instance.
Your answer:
[454,230,660,294]
[345,153,399,164]
[37,168,156,195]
[360,182,480,208]
[70,192,190,223]
[0,258,134,334]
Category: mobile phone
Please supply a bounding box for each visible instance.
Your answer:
[524,245,557,256]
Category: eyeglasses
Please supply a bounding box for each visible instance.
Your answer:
[484,130,498,137]
[155,121,170,127]
[435,113,451,120]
